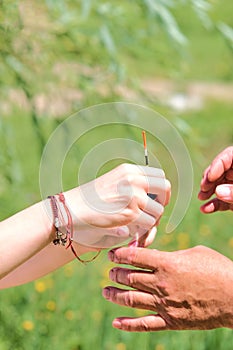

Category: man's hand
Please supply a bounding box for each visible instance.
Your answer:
[102,246,233,331]
[198,146,233,213]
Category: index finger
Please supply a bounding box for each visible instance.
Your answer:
[137,165,165,178]
[208,147,233,183]
[108,247,161,270]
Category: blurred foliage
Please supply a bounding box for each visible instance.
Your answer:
[0,0,233,349]
[0,0,232,118]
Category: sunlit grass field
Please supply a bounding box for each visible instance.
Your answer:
[0,99,232,350]
[0,0,233,349]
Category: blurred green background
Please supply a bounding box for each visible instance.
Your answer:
[0,1,233,349]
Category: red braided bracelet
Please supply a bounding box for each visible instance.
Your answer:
[48,193,100,264]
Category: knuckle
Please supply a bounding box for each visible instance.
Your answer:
[165,179,171,191]
[128,272,136,286]
[139,318,150,331]
[127,247,140,265]
[195,245,205,251]
[226,146,233,153]
[121,208,135,224]
[118,163,133,175]
[157,168,165,178]
[125,290,136,307]
[157,204,164,217]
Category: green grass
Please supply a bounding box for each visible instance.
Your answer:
[0,0,233,348]
[0,100,233,350]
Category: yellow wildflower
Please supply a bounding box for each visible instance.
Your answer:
[155,345,165,350]
[199,224,211,237]
[177,232,190,250]
[63,263,74,277]
[46,300,56,311]
[92,310,103,322]
[22,320,34,331]
[65,310,75,321]
[159,234,174,246]
[116,343,126,350]
[34,280,46,293]
[228,237,233,248]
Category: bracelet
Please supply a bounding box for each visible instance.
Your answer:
[48,193,100,264]
[48,195,67,246]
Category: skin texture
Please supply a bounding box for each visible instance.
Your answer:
[198,146,233,213]
[102,246,233,331]
[65,163,171,248]
[0,164,170,288]
[102,147,233,332]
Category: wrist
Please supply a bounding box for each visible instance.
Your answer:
[41,199,57,243]
[47,193,101,263]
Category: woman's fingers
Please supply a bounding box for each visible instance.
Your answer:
[112,315,167,332]
[133,165,165,179]
[139,226,157,247]
[145,178,171,206]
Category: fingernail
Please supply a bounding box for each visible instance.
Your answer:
[128,240,138,247]
[109,268,116,281]
[112,319,122,329]
[108,250,114,261]
[216,185,231,199]
[102,287,110,300]
[200,202,215,213]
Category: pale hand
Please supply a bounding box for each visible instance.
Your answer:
[63,164,171,248]
[103,246,233,331]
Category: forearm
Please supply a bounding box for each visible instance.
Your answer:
[0,199,55,279]
[0,241,94,289]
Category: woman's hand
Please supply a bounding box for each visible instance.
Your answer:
[102,246,233,331]
[64,163,171,248]
[198,146,233,213]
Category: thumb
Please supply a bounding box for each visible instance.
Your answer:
[215,184,233,204]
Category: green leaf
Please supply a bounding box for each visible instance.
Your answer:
[217,22,233,50]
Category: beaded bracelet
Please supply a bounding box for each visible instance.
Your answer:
[48,193,100,264]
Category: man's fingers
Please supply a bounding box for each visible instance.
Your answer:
[102,287,160,311]
[109,267,157,294]
[112,315,167,332]
[108,247,163,270]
